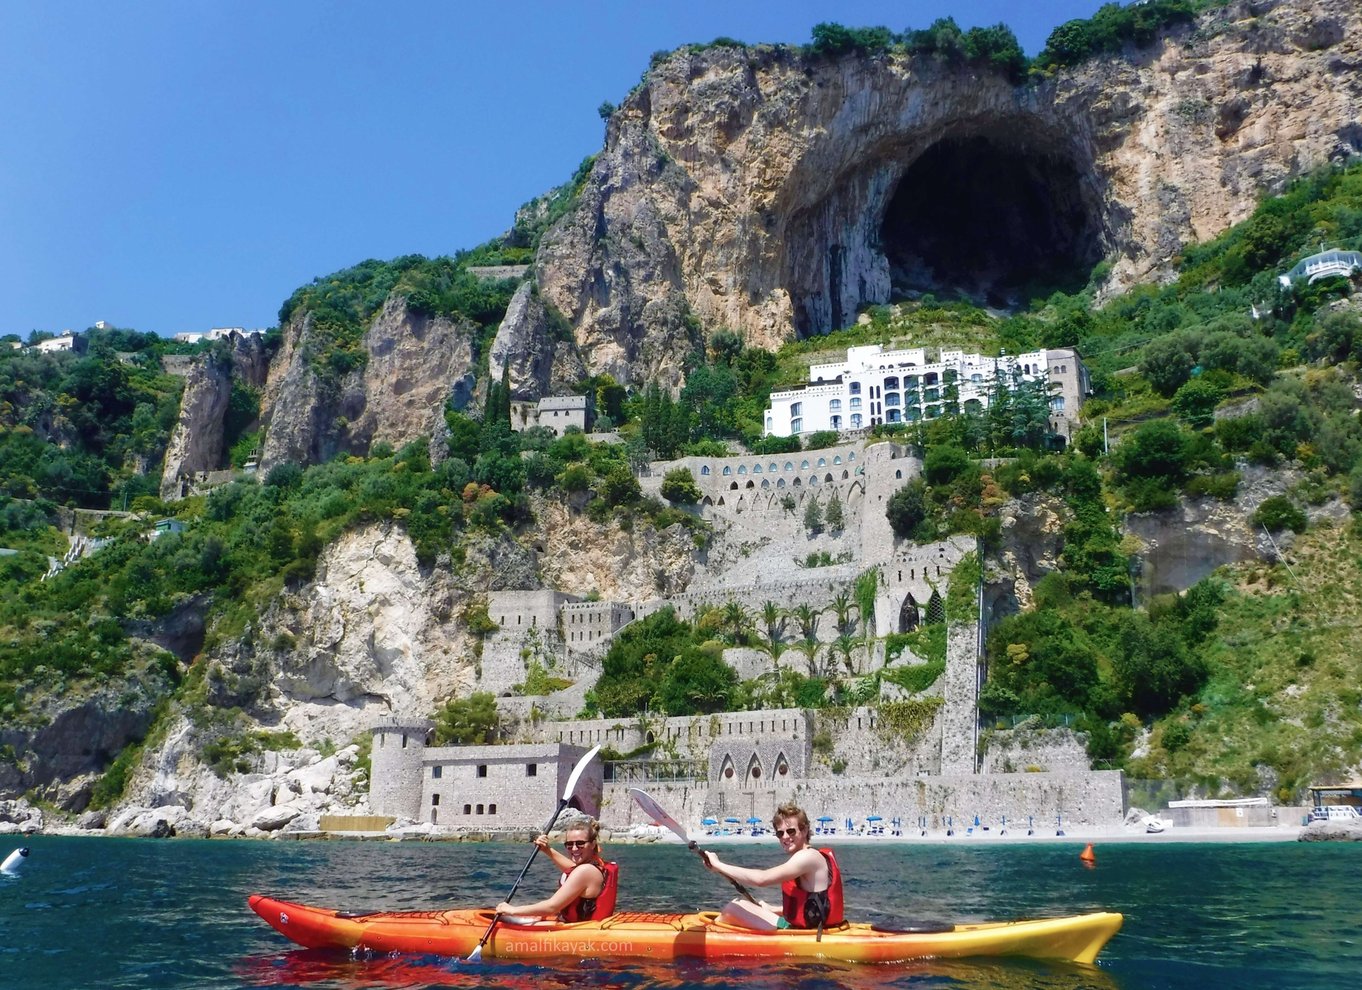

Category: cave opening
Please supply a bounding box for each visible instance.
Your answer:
[880,135,1103,307]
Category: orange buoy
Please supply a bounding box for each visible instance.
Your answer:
[1079,843,1096,865]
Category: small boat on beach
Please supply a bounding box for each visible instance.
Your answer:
[248,894,1123,965]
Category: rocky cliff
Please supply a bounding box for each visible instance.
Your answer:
[494,0,1362,396]
[259,297,479,475]
[159,333,269,499]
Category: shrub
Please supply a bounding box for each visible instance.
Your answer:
[660,468,702,505]
[1251,495,1307,533]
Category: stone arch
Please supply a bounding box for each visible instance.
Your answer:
[895,469,903,479]
[792,478,802,487]
[700,465,711,476]
[738,465,747,475]
[800,459,811,470]
[719,753,737,784]
[777,478,786,488]
[784,461,794,472]
[702,495,713,507]
[773,751,791,779]
[769,462,779,473]
[808,475,818,486]
[746,479,755,488]
[833,455,842,464]
[899,593,920,632]
[761,479,771,489]
[824,472,833,483]
[745,752,764,785]
[717,496,726,506]
[730,481,739,490]
[842,470,849,480]
[817,457,827,468]
[753,464,762,474]
[925,589,945,624]
[723,466,732,476]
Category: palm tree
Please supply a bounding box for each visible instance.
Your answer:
[833,633,859,677]
[794,635,822,678]
[828,591,857,640]
[720,599,752,645]
[791,603,820,643]
[759,601,786,657]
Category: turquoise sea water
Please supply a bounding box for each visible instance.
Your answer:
[1,835,1357,989]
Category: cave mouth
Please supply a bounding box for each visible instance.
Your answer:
[881,134,1104,307]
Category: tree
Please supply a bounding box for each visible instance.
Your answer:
[803,496,823,534]
[433,691,501,744]
[824,491,845,531]
[887,480,928,538]
[660,468,702,505]
[759,601,787,663]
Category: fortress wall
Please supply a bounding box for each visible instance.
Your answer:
[369,718,434,820]
[596,770,1125,832]
[981,728,1092,774]
[542,709,811,762]
[939,621,981,774]
[487,590,572,633]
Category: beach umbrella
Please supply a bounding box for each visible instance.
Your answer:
[746,816,762,824]
[725,816,741,824]
[866,815,883,822]
[702,817,718,826]
[816,815,834,823]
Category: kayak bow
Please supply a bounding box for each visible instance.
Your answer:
[248,894,1122,965]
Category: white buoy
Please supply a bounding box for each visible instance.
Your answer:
[1,847,29,874]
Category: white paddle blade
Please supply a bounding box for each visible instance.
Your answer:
[562,744,601,802]
[628,787,689,843]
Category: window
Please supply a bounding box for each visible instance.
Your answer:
[476,804,485,814]
[790,402,802,416]
[476,764,487,778]
[432,766,442,779]
[432,794,440,806]
[738,465,747,475]
[828,399,841,412]
[830,416,841,429]
[884,376,899,390]
[489,804,497,815]
[851,413,862,428]
[723,466,732,476]
[849,382,861,395]
[464,804,472,815]
[800,460,810,469]
[700,465,710,476]
[790,418,802,433]
[526,763,537,777]
[751,766,762,779]
[849,397,862,410]
[885,393,901,407]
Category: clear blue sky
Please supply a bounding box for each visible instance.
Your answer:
[1,1,1101,338]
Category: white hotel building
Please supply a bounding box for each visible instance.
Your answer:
[764,344,1088,439]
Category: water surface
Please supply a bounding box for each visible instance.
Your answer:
[1,835,1356,989]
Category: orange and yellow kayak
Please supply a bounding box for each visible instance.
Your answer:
[248,894,1122,965]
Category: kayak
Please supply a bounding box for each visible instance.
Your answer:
[248,894,1122,965]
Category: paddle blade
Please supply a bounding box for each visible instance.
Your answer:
[628,787,688,843]
[562,745,601,802]
[467,944,483,962]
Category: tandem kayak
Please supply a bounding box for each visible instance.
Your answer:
[248,894,1122,965]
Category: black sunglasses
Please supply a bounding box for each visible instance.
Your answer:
[776,827,801,837]
[563,839,591,849]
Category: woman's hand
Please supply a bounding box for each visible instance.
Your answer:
[533,834,551,852]
[495,901,513,914]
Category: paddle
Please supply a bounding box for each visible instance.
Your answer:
[467,744,601,961]
[628,787,759,904]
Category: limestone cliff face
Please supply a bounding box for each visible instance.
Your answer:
[496,0,1362,394]
[259,297,478,474]
[159,334,269,499]
[533,499,698,600]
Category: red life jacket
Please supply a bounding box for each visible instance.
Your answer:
[559,858,619,922]
[781,848,844,930]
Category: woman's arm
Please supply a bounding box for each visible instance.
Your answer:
[496,863,598,918]
[533,834,576,874]
[703,849,815,888]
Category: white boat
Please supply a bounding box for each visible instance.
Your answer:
[1145,816,1171,833]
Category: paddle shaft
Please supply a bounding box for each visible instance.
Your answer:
[688,840,759,904]
[627,788,758,905]
[470,745,600,960]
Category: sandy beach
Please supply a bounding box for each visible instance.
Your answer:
[625,822,1306,846]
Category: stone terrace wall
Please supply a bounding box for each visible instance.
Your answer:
[981,728,1092,774]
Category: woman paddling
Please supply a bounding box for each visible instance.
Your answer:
[702,802,844,935]
[496,818,619,922]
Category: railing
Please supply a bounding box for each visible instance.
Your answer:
[603,759,707,783]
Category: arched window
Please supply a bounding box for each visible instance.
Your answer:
[722,466,732,476]
[800,460,810,470]
[769,462,778,472]
[784,462,794,472]
[700,465,711,476]
[817,457,826,467]
[884,376,899,390]
[753,464,762,473]
[828,399,842,412]
[738,465,747,475]
[833,455,842,464]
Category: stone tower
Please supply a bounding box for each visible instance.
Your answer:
[369,717,434,820]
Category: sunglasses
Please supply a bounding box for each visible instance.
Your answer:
[563,840,592,849]
[776,827,801,838]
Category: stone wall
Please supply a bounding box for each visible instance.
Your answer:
[368,717,434,819]
[938,622,981,775]
[419,742,602,828]
[981,728,1092,774]
[598,769,1125,832]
